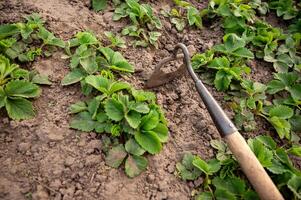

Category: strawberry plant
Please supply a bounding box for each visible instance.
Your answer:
[62,31,134,95]
[267,72,301,103]
[0,13,65,62]
[0,14,64,120]
[0,55,51,120]
[176,136,301,199]
[268,0,299,20]
[112,0,162,47]
[161,1,203,32]
[69,75,168,177]
[104,31,126,48]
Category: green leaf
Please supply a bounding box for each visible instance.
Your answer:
[269,116,291,139]
[85,75,109,93]
[214,188,236,200]
[290,115,301,132]
[104,98,124,121]
[125,155,148,178]
[192,157,221,175]
[288,175,301,199]
[70,101,87,114]
[105,144,127,168]
[70,112,95,132]
[214,70,232,91]
[213,176,246,196]
[92,0,108,12]
[267,80,286,94]
[62,68,86,86]
[5,98,35,120]
[37,27,65,48]
[140,109,159,130]
[76,32,98,45]
[187,6,202,28]
[248,138,273,167]
[171,18,186,31]
[131,89,156,102]
[134,131,162,154]
[152,123,168,143]
[275,72,298,86]
[0,24,19,39]
[125,110,141,129]
[0,88,5,108]
[256,135,277,150]
[5,80,40,98]
[125,138,145,156]
[31,74,52,85]
[176,152,203,180]
[129,102,150,113]
[196,192,213,200]
[108,81,130,95]
[287,145,301,157]
[269,105,294,119]
[232,47,254,59]
[80,56,98,74]
[289,84,301,100]
[208,57,230,69]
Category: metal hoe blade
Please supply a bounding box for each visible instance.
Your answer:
[145,54,186,88]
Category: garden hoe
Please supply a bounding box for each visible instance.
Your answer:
[145,43,284,200]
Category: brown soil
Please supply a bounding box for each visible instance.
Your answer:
[0,1,297,200]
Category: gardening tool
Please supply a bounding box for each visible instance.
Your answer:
[146,43,284,200]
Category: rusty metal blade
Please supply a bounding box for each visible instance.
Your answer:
[145,55,185,88]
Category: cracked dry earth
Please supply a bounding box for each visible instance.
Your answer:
[0,0,238,200]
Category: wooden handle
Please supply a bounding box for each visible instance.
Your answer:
[225,131,284,200]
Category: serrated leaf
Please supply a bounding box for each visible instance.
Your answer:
[288,175,301,199]
[85,75,109,93]
[108,81,130,95]
[129,102,150,113]
[0,88,5,108]
[5,97,35,120]
[104,98,124,121]
[0,24,19,39]
[287,145,301,157]
[62,68,86,86]
[214,188,236,200]
[70,112,95,132]
[193,157,221,175]
[269,105,294,119]
[267,80,285,94]
[267,159,289,174]
[269,116,291,139]
[92,0,108,12]
[171,18,186,31]
[134,131,162,154]
[125,155,148,178]
[5,80,40,98]
[256,135,277,150]
[290,115,301,132]
[31,74,52,85]
[152,123,168,143]
[248,138,273,167]
[214,70,232,91]
[288,84,301,100]
[80,56,98,74]
[125,110,141,129]
[76,32,98,45]
[232,47,254,59]
[105,144,127,168]
[125,138,145,156]
[70,101,87,114]
[196,192,213,200]
[140,109,159,131]
[213,176,246,196]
